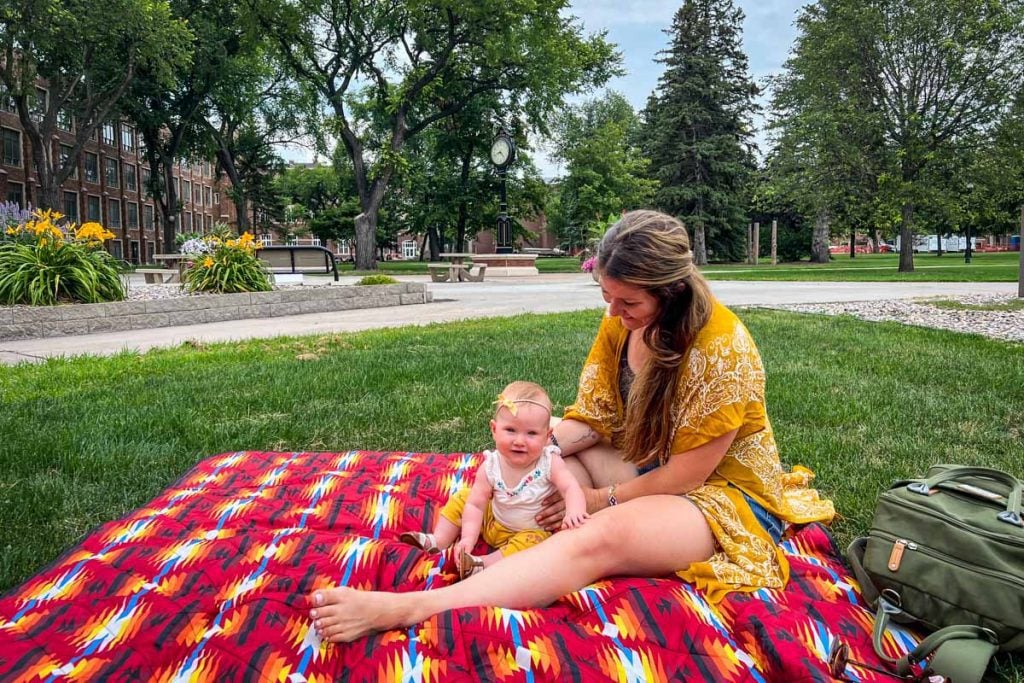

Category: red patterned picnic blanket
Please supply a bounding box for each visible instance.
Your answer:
[0,450,922,682]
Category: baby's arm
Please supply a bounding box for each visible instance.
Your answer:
[549,455,590,529]
[456,466,492,554]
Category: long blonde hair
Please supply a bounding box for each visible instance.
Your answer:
[597,210,714,467]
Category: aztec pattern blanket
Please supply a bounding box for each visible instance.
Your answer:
[0,450,923,682]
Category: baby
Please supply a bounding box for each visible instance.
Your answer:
[401,381,588,579]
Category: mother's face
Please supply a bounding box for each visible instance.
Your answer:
[600,276,659,331]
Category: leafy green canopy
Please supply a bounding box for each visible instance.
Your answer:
[246,0,619,269]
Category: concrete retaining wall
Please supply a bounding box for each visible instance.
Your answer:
[0,283,432,341]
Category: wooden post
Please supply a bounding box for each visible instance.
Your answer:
[747,223,753,264]
[771,219,778,265]
[752,222,760,265]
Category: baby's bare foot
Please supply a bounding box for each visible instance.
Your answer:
[308,587,413,643]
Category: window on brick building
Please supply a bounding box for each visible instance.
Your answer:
[1,127,21,166]
[0,85,15,113]
[84,152,99,182]
[108,239,123,260]
[107,199,121,228]
[402,240,416,259]
[146,241,155,263]
[59,144,77,179]
[105,158,119,188]
[63,191,79,222]
[121,125,134,152]
[102,122,115,146]
[182,211,191,232]
[182,180,191,205]
[204,186,212,207]
[86,195,101,221]
[143,204,154,231]
[6,182,24,208]
[57,108,74,132]
[29,87,46,122]
[193,183,201,205]
[126,202,138,229]
[124,164,137,192]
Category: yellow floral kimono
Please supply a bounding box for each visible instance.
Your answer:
[563,299,835,602]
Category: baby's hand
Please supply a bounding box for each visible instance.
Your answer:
[453,539,475,556]
[560,512,589,530]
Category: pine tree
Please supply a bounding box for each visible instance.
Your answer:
[642,0,757,264]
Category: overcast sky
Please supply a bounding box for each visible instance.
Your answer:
[536,0,807,177]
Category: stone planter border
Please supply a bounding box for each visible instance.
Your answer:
[0,283,432,341]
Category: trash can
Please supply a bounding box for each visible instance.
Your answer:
[1011,235,1020,251]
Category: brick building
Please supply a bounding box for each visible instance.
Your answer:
[0,88,236,264]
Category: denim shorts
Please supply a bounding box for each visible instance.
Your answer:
[741,492,785,543]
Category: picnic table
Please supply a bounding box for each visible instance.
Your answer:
[146,254,189,283]
[428,253,487,282]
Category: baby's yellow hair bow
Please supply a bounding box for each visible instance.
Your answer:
[493,394,519,416]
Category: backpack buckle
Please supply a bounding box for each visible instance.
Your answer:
[997,510,1022,528]
[880,589,903,615]
[907,482,931,496]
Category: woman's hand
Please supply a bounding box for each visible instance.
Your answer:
[537,486,605,530]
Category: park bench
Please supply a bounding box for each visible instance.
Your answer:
[427,262,487,282]
[258,245,339,281]
[141,269,181,284]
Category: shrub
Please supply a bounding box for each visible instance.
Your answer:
[181,232,272,293]
[0,210,125,306]
[356,275,399,285]
[580,256,596,273]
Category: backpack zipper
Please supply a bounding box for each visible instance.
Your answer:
[873,530,1024,592]
[888,496,1024,549]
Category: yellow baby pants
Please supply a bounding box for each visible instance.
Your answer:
[439,488,551,555]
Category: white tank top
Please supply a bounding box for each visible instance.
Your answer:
[483,445,560,531]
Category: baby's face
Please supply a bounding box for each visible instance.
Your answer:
[490,402,551,469]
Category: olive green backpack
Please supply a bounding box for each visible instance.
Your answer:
[846,465,1024,683]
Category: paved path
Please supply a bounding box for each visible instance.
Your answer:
[1,274,1016,364]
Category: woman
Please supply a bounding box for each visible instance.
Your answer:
[308,210,834,642]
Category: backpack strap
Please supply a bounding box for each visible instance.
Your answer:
[871,603,998,682]
[849,537,999,683]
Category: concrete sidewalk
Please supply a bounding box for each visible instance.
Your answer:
[1,274,1016,364]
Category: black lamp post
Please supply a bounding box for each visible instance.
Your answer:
[965,182,974,264]
[490,129,516,254]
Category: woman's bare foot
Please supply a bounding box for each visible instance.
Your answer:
[308,587,416,643]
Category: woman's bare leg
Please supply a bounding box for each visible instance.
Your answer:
[309,495,715,642]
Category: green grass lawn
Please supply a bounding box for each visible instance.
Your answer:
[1,310,1022,676]
[701,251,1021,281]
[341,252,1021,281]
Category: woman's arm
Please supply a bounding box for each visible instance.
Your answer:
[589,428,739,511]
[550,418,601,457]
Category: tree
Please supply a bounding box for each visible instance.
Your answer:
[766,4,890,264]
[201,45,310,231]
[549,92,657,252]
[777,0,1024,272]
[641,0,758,264]
[124,1,250,251]
[0,0,189,210]
[247,0,618,270]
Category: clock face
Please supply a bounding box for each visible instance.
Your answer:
[490,137,511,166]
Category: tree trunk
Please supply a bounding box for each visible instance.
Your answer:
[213,146,249,231]
[456,200,469,252]
[158,155,179,250]
[354,211,377,270]
[771,219,777,265]
[692,223,707,266]
[810,209,830,263]
[898,201,915,272]
[848,225,856,258]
